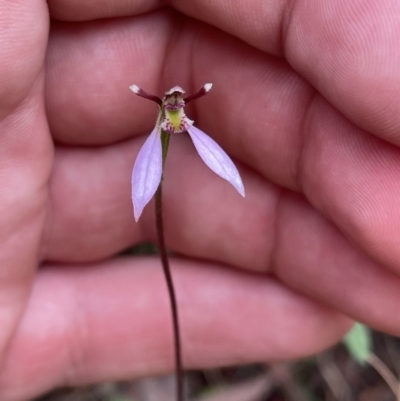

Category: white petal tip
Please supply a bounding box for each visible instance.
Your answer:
[233,179,245,197]
[130,84,140,94]
[204,83,212,92]
[133,204,143,222]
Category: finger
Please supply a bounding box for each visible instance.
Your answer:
[0,0,52,359]
[274,192,400,337]
[45,12,176,145]
[163,0,400,146]
[301,98,400,274]
[0,257,350,400]
[47,0,400,146]
[42,140,142,262]
[42,137,400,337]
[48,0,162,21]
[0,1,48,111]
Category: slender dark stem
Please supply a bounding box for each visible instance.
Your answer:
[155,184,183,401]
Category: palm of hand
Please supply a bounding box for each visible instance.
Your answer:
[1,1,400,399]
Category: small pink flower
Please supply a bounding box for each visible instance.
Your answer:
[130,84,245,221]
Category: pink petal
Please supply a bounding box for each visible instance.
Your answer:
[187,125,245,197]
[131,127,163,221]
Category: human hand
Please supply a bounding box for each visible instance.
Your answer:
[1,0,400,399]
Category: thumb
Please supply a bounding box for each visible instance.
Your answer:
[0,0,52,361]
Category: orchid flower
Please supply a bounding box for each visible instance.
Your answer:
[130,84,245,221]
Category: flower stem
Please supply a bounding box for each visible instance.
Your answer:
[155,130,183,401]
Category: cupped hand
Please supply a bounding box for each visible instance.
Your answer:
[1,0,400,399]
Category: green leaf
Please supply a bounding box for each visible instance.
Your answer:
[342,323,372,365]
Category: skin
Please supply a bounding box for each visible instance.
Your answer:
[1,0,400,399]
